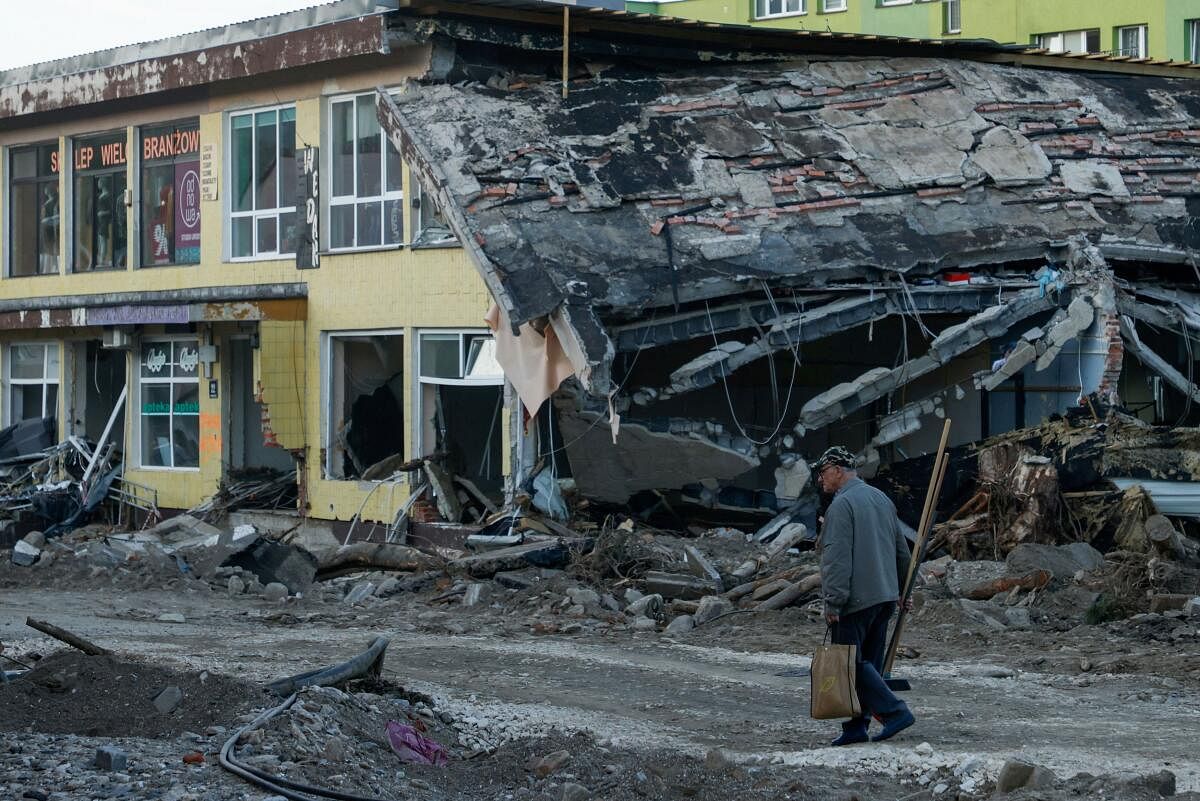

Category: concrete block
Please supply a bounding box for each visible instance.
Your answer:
[153,685,183,715]
[12,539,40,567]
[94,746,128,772]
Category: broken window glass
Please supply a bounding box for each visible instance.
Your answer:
[9,143,60,277]
[413,181,456,247]
[326,332,405,480]
[229,107,296,259]
[138,339,200,469]
[328,92,404,250]
[140,120,201,267]
[73,131,128,271]
[5,343,59,425]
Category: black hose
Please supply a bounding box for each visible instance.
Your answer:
[219,693,406,801]
[267,636,390,697]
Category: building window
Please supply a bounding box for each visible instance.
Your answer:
[140,121,201,267]
[325,331,405,480]
[1116,24,1147,58]
[417,330,505,493]
[755,0,804,18]
[9,143,60,277]
[1190,19,1200,63]
[942,0,960,33]
[5,343,59,424]
[73,132,128,272]
[1035,29,1101,54]
[329,93,404,250]
[138,339,200,469]
[879,0,912,7]
[412,182,457,247]
[822,0,846,12]
[230,106,296,259]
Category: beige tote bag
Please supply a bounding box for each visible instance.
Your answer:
[810,642,862,720]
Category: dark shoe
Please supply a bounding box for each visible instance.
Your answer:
[871,708,915,742]
[831,730,869,746]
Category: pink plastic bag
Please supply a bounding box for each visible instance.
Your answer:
[385,720,449,766]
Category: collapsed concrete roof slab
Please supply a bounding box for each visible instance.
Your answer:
[378,24,1200,392]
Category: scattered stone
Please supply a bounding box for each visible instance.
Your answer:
[626,594,664,619]
[995,758,1056,793]
[692,595,734,626]
[263,582,289,603]
[375,577,401,597]
[623,588,644,605]
[961,664,1015,679]
[943,560,1006,597]
[153,685,184,715]
[566,586,601,608]
[664,615,695,636]
[22,530,46,549]
[227,575,246,596]
[560,782,591,801]
[528,749,571,778]
[913,742,934,757]
[632,616,658,632]
[1006,542,1103,583]
[462,583,487,607]
[12,539,42,566]
[94,746,128,772]
[157,613,186,624]
[599,593,621,612]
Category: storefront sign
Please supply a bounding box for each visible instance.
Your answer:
[75,133,127,173]
[87,304,190,326]
[296,147,320,270]
[143,127,200,161]
[174,162,202,263]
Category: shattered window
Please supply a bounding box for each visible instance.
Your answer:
[9,143,60,277]
[413,181,457,247]
[138,339,200,469]
[230,106,296,259]
[5,343,59,425]
[326,332,405,480]
[328,92,404,250]
[140,120,201,267]
[73,131,128,272]
[755,0,804,17]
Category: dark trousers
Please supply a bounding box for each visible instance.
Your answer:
[831,601,907,731]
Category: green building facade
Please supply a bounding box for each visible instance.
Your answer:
[626,0,1200,62]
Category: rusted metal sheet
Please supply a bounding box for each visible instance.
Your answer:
[0,308,81,330]
[0,15,388,121]
[195,298,308,322]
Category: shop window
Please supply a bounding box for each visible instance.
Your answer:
[73,132,128,271]
[9,143,60,277]
[328,93,404,250]
[140,121,201,267]
[325,331,404,480]
[5,343,59,424]
[230,105,296,259]
[138,339,200,469]
[417,331,504,493]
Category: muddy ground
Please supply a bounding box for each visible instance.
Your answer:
[2,574,1199,801]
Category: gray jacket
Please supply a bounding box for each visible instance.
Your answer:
[820,477,912,617]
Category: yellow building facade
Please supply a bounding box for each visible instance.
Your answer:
[0,4,507,528]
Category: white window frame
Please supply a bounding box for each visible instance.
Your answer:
[879,0,912,7]
[1116,24,1148,58]
[754,0,805,19]
[322,328,406,481]
[4,342,60,425]
[135,336,201,471]
[227,103,297,261]
[326,91,405,253]
[415,329,504,458]
[1191,19,1200,63]
[942,0,960,34]
[822,0,847,12]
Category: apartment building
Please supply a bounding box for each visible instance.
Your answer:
[627,0,1200,63]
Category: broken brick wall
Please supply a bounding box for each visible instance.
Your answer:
[256,320,308,452]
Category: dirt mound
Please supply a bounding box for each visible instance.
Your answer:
[0,650,261,737]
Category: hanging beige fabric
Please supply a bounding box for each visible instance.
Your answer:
[484,303,576,417]
[810,643,861,720]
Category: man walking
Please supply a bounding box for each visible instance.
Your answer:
[814,446,915,745]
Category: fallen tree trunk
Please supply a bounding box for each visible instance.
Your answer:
[26,617,109,656]
[317,543,442,579]
[754,573,821,611]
